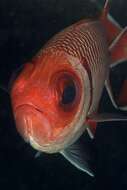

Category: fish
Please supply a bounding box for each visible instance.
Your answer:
[10,0,127,176]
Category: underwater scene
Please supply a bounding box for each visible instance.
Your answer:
[0,0,127,189]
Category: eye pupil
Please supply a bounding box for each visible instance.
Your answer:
[62,84,76,105]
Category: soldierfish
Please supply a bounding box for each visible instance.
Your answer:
[11,0,127,176]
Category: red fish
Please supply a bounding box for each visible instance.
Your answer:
[11,0,127,176]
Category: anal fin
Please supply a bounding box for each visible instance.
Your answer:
[105,76,127,111]
[107,26,127,111]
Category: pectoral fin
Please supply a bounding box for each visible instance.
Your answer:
[60,131,95,177]
[88,112,127,122]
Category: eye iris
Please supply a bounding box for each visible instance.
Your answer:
[62,84,76,105]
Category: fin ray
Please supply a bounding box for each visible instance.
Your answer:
[105,76,127,111]
[85,120,97,139]
[109,27,127,67]
[60,132,95,177]
[35,151,41,158]
[88,112,127,122]
[100,0,122,44]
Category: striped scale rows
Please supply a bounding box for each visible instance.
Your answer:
[43,21,109,76]
[43,20,110,113]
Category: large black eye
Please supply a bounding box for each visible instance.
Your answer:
[61,83,76,105]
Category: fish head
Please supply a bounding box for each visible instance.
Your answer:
[11,51,91,153]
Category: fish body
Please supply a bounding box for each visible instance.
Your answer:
[11,0,127,175]
[11,19,109,152]
[42,19,110,115]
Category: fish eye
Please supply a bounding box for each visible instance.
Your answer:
[61,83,76,105]
[51,71,81,110]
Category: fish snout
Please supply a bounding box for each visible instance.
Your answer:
[14,104,52,148]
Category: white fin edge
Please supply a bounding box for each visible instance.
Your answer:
[107,14,122,31]
[89,112,127,122]
[60,151,94,177]
[86,128,94,139]
[105,77,127,111]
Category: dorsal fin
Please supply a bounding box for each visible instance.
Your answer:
[101,0,109,20]
[109,27,127,67]
[100,0,122,44]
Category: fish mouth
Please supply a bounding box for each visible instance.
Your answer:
[14,104,71,153]
[14,104,53,146]
[14,103,83,153]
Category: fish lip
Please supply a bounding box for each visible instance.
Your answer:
[14,103,44,142]
[14,103,43,115]
[14,104,58,152]
[14,104,65,153]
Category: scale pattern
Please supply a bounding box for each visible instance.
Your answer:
[43,20,110,113]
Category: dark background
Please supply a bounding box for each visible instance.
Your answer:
[0,0,127,189]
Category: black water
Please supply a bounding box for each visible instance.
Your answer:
[0,0,127,189]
